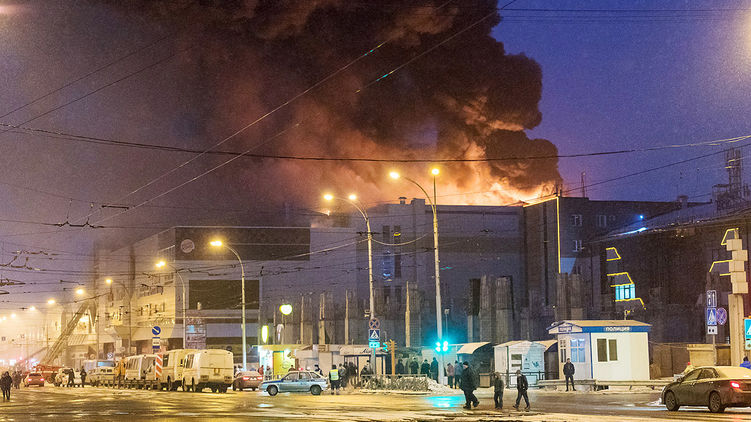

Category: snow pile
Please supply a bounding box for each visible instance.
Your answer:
[363,376,429,391]
[426,378,457,393]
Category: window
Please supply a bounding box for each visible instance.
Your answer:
[698,369,717,379]
[615,285,635,301]
[573,240,583,252]
[597,215,607,228]
[608,339,618,361]
[597,338,619,362]
[571,214,582,227]
[298,372,310,380]
[597,338,608,362]
[570,338,586,362]
[394,253,402,278]
[559,339,568,362]
[163,354,170,368]
[682,369,701,382]
[284,372,299,381]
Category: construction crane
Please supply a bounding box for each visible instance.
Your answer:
[40,300,94,366]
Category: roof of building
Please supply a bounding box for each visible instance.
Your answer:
[557,320,651,327]
[457,342,491,354]
[547,320,651,334]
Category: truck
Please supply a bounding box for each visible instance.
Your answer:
[181,349,233,393]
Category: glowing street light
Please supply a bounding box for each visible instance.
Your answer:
[75,288,84,295]
[155,260,166,268]
[389,168,445,385]
[323,193,334,201]
[279,304,293,315]
[348,194,357,201]
[10,313,16,319]
[29,306,36,311]
[47,299,55,305]
[209,239,248,371]
[105,278,112,285]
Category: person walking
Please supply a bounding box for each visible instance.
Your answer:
[454,360,463,389]
[742,357,751,369]
[493,372,505,409]
[430,357,439,382]
[513,369,530,411]
[80,367,87,387]
[446,362,455,388]
[0,371,11,400]
[348,362,358,388]
[395,359,405,375]
[328,365,340,395]
[409,358,419,375]
[460,362,478,409]
[563,358,575,391]
[11,371,20,389]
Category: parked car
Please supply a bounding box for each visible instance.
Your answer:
[89,367,115,386]
[53,368,82,387]
[261,370,327,396]
[663,366,751,413]
[232,370,263,391]
[181,349,233,393]
[24,373,45,387]
[124,354,159,389]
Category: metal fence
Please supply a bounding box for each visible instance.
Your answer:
[360,374,431,391]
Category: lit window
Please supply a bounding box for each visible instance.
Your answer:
[570,338,586,362]
[571,214,582,227]
[573,240,583,252]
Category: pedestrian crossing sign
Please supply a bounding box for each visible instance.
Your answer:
[707,308,717,326]
[369,329,380,340]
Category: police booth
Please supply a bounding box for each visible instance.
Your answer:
[547,320,651,381]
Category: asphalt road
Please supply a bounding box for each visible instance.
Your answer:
[1,385,751,421]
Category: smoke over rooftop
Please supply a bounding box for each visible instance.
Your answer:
[108,0,562,207]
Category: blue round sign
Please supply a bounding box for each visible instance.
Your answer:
[152,326,161,336]
[716,308,728,326]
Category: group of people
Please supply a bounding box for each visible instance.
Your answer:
[458,363,531,411]
[0,370,26,400]
[326,362,361,394]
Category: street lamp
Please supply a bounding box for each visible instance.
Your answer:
[323,192,376,371]
[47,299,55,305]
[75,288,84,295]
[210,239,248,371]
[155,259,187,349]
[389,168,445,384]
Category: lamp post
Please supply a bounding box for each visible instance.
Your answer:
[324,193,376,372]
[156,260,187,349]
[210,240,247,371]
[390,168,445,384]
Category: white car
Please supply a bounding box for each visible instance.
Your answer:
[54,368,82,387]
[181,349,233,393]
[89,367,115,386]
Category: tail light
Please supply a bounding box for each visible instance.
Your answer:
[257,376,263,381]
[731,381,741,390]
[242,377,249,381]
[40,378,44,382]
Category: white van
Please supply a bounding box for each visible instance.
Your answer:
[124,354,159,389]
[160,349,196,391]
[182,349,233,393]
[90,367,115,386]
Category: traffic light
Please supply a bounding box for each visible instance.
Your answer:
[435,340,448,353]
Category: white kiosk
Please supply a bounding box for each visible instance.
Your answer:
[547,320,651,381]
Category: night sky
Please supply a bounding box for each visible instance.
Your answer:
[0,0,750,312]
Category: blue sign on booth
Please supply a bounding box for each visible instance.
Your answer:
[745,319,751,340]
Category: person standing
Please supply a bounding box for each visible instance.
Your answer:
[430,357,439,382]
[11,371,20,389]
[328,365,340,395]
[513,369,530,410]
[446,362,455,388]
[395,359,405,375]
[0,372,11,400]
[80,367,87,387]
[742,357,751,369]
[409,358,419,375]
[563,358,575,391]
[67,369,75,387]
[460,362,478,409]
[420,359,431,376]
[493,372,504,409]
[454,360,463,389]
[339,364,348,390]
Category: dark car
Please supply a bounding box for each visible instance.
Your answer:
[662,366,751,413]
[232,371,263,391]
[24,373,45,387]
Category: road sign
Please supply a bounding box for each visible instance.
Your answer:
[707,290,717,308]
[717,307,728,325]
[368,318,380,330]
[706,308,718,326]
[152,326,161,336]
[152,336,160,347]
[368,340,380,348]
[708,326,718,335]
[745,318,751,339]
[368,329,380,340]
